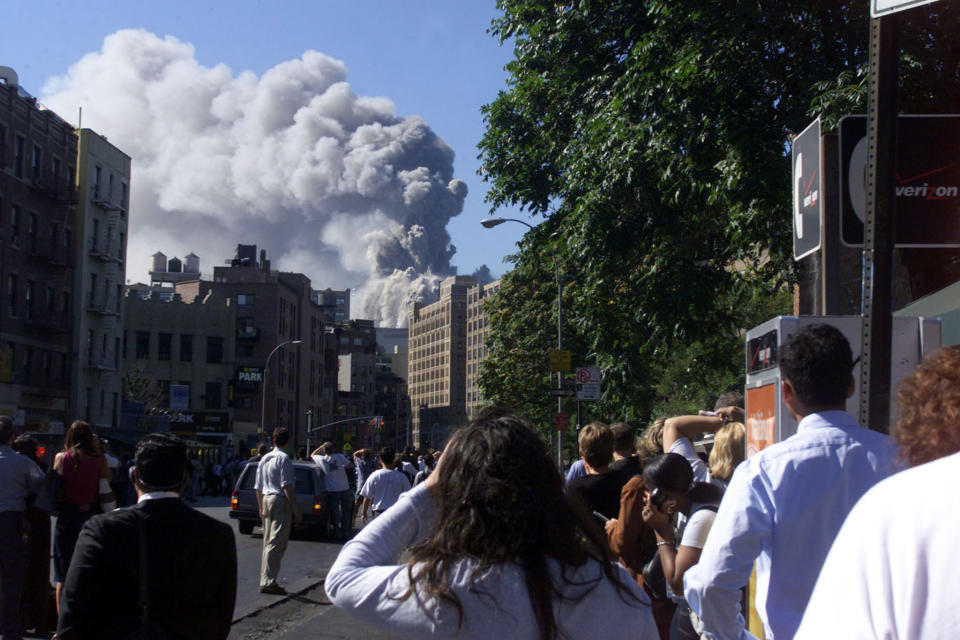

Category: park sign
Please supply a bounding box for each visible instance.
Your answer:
[872,0,939,17]
[792,119,822,260]
[840,115,960,247]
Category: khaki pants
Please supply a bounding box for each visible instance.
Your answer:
[260,493,292,587]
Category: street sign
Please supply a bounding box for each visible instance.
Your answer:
[872,0,939,17]
[840,115,960,247]
[554,413,569,431]
[575,366,601,401]
[548,350,572,373]
[169,384,189,411]
[792,119,822,260]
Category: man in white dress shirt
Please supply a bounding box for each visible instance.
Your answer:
[684,324,896,640]
[254,428,302,595]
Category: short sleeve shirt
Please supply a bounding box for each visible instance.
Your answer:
[254,449,293,495]
[680,503,716,549]
[313,453,350,492]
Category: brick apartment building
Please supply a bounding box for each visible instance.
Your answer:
[0,71,79,435]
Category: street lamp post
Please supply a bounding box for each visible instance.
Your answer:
[261,339,302,438]
[481,217,565,470]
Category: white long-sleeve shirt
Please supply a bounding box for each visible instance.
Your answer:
[326,483,658,639]
[796,451,959,639]
[684,411,896,640]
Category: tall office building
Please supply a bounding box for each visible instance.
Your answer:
[407,275,474,449]
[465,279,500,420]
[72,129,131,429]
[0,70,79,434]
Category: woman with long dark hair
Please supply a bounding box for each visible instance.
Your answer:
[52,420,114,611]
[326,410,657,639]
[641,453,723,640]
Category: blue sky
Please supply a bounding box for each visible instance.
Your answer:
[3,0,534,281]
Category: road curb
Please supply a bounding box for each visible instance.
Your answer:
[231,578,327,624]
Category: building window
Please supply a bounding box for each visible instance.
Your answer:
[135,331,150,359]
[158,333,172,361]
[114,337,121,370]
[180,334,193,362]
[24,280,33,321]
[237,294,254,305]
[204,382,222,409]
[27,213,37,253]
[206,336,223,363]
[7,275,17,317]
[14,136,24,178]
[31,145,41,179]
[10,205,20,247]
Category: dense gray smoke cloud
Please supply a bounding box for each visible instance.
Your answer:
[41,29,469,326]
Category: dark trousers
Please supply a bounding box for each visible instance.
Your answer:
[0,510,27,640]
[324,490,353,539]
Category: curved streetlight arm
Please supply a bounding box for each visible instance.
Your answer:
[261,340,303,435]
[480,216,535,230]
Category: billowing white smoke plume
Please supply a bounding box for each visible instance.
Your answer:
[41,29,470,326]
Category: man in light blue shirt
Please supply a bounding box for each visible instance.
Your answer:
[684,324,896,640]
[254,428,302,595]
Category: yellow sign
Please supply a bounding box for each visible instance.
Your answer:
[548,350,572,373]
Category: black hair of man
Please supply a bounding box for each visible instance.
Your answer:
[258,444,270,456]
[779,323,853,409]
[272,427,290,448]
[610,422,636,454]
[379,447,396,466]
[135,433,189,491]
[714,391,745,411]
[0,415,13,445]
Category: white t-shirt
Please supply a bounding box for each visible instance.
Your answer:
[669,437,713,484]
[680,503,716,549]
[360,468,411,512]
[796,451,960,639]
[313,453,350,492]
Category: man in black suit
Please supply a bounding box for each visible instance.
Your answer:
[57,433,237,639]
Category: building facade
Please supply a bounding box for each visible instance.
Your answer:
[179,245,337,452]
[0,73,79,435]
[312,287,350,323]
[72,129,131,429]
[407,275,475,449]
[465,279,500,420]
[123,289,235,451]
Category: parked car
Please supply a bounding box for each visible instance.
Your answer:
[230,460,329,538]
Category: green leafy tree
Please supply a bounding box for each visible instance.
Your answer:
[477,1,960,437]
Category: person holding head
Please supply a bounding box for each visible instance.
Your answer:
[311,441,354,540]
[640,453,724,639]
[684,324,897,640]
[567,422,626,520]
[326,409,658,639]
[796,345,960,638]
[0,416,44,640]
[254,427,302,595]
[52,420,114,612]
[57,433,236,639]
[661,406,743,490]
[359,447,411,523]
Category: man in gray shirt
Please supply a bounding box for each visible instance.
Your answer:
[0,415,44,639]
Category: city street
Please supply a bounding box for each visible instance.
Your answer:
[194,497,403,640]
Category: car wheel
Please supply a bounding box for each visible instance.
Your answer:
[238,520,254,535]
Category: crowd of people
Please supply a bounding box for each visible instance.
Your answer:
[327,324,960,639]
[2,322,960,638]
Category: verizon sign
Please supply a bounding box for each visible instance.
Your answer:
[872,0,939,17]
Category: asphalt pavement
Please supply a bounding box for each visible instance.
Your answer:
[196,496,404,639]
